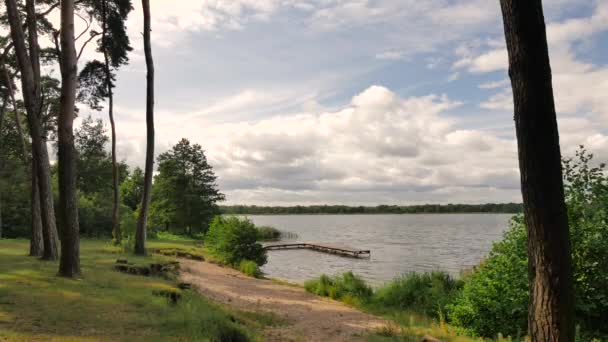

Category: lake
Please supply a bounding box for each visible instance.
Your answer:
[248,214,513,285]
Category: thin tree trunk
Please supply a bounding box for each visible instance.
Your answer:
[0,97,6,239]
[57,0,81,277]
[25,0,59,261]
[102,0,121,245]
[30,164,44,255]
[499,1,575,341]
[5,0,59,260]
[135,0,155,255]
[4,68,43,255]
[4,69,28,165]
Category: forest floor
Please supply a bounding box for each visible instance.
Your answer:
[180,259,388,341]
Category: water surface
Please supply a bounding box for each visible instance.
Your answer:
[248,214,512,285]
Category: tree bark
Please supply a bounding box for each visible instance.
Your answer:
[102,0,121,245]
[4,0,58,260]
[0,97,6,239]
[499,1,575,341]
[57,0,81,277]
[3,68,43,255]
[135,0,155,255]
[30,166,44,255]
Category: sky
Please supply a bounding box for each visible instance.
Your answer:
[75,0,608,205]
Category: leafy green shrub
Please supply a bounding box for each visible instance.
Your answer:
[255,225,281,241]
[239,260,262,278]
[374,271,463,319]
[304,272,373,305]
[448,147,608,340]
[447,216,528,338]
[206,216,267,266]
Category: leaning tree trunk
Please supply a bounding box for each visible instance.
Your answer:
[5,0,59,260]
[499,0,575,340]
[135,0,155,255]
[58,0,81,277]
[4,68,43,255]
[102,0,121,245]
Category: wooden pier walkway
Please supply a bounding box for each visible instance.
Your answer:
[264,242,371,258]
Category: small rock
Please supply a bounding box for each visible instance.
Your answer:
[421,335,441,342]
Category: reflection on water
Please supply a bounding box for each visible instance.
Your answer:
[248,214,512,285]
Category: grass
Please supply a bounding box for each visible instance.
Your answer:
[238,260,262,278]
[0,238,277,341]
[304,272,482,342]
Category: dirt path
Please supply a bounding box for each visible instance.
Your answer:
[179,260,388,341]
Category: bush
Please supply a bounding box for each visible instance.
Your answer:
[239,260,262,278]
[304,272,373,305]
[448,147,608,340]
[255,226,281,241]
[374,271,462,319]
[205,216,267,266]
[447,216,528,338]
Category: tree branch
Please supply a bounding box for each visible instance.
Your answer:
[75,12,91,41]
[77,32,100,61]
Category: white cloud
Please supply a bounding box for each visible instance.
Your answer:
[454,1,608,125]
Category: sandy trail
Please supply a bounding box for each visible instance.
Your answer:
[179,259,388,341]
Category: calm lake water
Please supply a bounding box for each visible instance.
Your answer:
[248,214,513,285]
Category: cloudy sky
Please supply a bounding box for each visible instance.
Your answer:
[77,0,607,205]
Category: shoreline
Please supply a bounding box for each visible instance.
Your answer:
[179,258,388,341]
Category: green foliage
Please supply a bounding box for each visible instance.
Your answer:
[305,271,459,318]
[448,147,608,339]
[72,116,130,238]
[205,216,267,267]
[304,272,373,305]
[150,138,224,235]
[255,225,281,241]
[238,260,262,278]
[119,166,143,211]
[447,216,528,338]
[0,111,30,238]
[374,272,463,319]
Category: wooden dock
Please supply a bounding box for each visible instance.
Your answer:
[264,242,370,258]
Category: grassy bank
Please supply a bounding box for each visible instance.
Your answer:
[304,272,480,341]
[0,238,277,341]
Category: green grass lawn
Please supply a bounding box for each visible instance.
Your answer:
[0,238,277,341]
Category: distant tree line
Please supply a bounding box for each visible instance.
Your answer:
[220,203,523,215]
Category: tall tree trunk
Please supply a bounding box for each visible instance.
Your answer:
[30,166,44,255]
[4,68,43,255]
[57,0,80,277]
[5,0,59,260]
[135,0,155,255]
[102,0,121,245]
[499,1,575,340]
[0,97,6,239]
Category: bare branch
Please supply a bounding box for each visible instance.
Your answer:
[75,12,91,41]
[77,32,100,61]
[0,42,15,63]
[37,2,60,18]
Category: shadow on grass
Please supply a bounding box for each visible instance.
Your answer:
[0,239,270,341]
